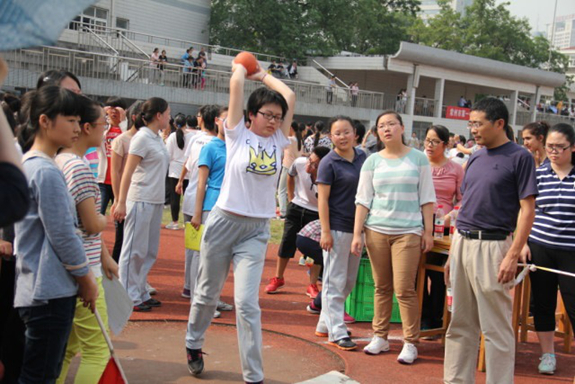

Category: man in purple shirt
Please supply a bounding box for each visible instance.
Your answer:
[444,98,537,384]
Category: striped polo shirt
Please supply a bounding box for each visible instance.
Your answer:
[529,163,575,251]
[55,153,102,277]
[355,149,436,235]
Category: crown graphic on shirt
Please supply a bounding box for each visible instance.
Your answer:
[246,147,277,176]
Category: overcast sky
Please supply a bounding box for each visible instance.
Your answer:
[496,0,575,33]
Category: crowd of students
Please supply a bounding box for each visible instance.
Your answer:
[1,54,575,384]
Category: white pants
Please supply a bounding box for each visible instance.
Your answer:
[316,230,361,341]
[186,207,270,383]
[118,201,163,305]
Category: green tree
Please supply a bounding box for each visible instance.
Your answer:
[209,0,420,59]
[408,0,570,100]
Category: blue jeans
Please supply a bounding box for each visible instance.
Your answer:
[18,296,77,384]
[98,183,114,215]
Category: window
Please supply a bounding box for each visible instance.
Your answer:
[116,17,129,30]
[68,6,108,32]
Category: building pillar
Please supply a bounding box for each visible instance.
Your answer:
[509,90,518,126]
[530,86,541,123]
[434,78,445,118]
[406,74,416,117]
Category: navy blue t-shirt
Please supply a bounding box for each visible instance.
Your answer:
[457,141,538,232]
[316,148,367,233]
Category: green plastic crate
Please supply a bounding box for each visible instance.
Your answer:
[345,258,401,323]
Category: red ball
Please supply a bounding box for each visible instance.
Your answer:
[234,52,259,75]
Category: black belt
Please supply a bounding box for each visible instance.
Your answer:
[458,229,510,241]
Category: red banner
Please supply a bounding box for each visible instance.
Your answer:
[446,106,470,120]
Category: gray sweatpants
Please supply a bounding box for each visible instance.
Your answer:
[186,207,270,383]
[316,230,361,341]
[118,201,163,305]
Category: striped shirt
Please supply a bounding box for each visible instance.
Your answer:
[529,163,575,251]
[355,149,436,235]
[298,219,321,243]
[55,153,102,277]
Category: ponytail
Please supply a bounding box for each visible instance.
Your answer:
[291,121,302,151]
[174,114,187,149]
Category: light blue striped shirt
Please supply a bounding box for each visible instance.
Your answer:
[355,149,436,235]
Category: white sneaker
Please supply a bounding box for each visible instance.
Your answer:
[165,222,180,230]
[397,343,418,364]
[363,336,390,355]
[146,282,157,295]
[217,300,233,311]
[213,310,221,318]
[298,256,306,266]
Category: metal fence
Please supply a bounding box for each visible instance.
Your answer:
[3,46,390,110]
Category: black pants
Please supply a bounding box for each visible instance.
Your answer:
[529,241,575,332]
[278,203,319,258]
[0,258,25,384]
[98,183,114,215]
[112,220,124,263]
[18,296,76,384]
[421,253,446,329]
[167,177,188,222]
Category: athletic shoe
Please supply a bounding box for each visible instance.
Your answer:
[133,303,152,312]
[315,330,351,338]
[146,282,157,295]
[363,336,390,355]
[213,310,221,319]
[397,343,418,364]
[306,284,320,299]
[264,277,285,294]
[329,337,357,351]
[298,256,306,266]
[166,222,180,230]
[182,288,191,299]
[186,348,204,376]
[344,312,356,324]
[144,298,162,307]
[538,353,556,375]
[306,301,321,314]
[217,300,233,311]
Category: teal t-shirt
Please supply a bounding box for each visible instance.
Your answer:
[198,137,226,211]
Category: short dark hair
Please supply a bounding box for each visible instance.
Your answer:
[312,145,331,159]
[36,70,81,90]
[199,104,220,132]
[376,110,403,127]
[186,115,198,128]
[548,123,575,165]
[246,87,288,119]
[425,125,450,145]
[471,97,509,129]
[327,115,355,133]
[354,120,366,143]
[104,96,127,110]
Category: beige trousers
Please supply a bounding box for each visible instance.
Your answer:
[365,229,422,344]
[444,231,515,384]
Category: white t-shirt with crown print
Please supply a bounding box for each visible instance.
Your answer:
[216,119,289,218]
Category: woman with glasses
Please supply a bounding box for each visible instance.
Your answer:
[420,125,464,332]
[352,111,435,364]
[521,123,575,375]
[522,121,550,168]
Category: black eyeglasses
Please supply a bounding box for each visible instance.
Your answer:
[257,111,284,123]
[545,144,572,154]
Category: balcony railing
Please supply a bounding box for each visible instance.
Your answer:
[2,46,389,110]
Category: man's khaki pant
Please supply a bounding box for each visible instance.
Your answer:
[444,232,515,384]
[365,229,422,344]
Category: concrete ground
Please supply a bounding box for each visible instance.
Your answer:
[65,220,575,384]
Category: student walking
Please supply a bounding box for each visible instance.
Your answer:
[185,59,295,384]
[444,98,537,384]
[55,97,119,384]
[113,98,170,312]
[315,116,367,351]
[15,86,98,383]
[352,111,435,363]
[109,101,145,262]
[523,123,575,375]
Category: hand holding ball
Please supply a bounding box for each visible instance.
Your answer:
[233,52,259,76]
